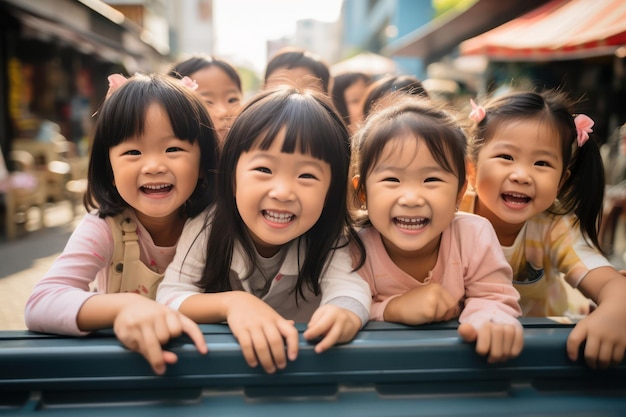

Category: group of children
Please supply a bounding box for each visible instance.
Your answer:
[24,48,626,376]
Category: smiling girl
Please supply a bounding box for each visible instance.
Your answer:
[157,87,371,374]
[351,95,523,363]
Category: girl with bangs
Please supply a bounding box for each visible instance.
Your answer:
[26,73,220,375]
[351,94,523,363]
[157,86,371,374]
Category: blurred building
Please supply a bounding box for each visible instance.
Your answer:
[161,0,215,60]
[383,0,626,142]
[0,0,171,161]
[266,18,341,73]
[339,0,434,80]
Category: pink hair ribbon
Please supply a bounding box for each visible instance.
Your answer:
[106,73,198,98]
[469,99,486,123]
[574,114,594,147]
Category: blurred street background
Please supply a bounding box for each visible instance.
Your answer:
[1,0,626,329]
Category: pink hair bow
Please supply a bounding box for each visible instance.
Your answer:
[106,73,198,98]
[469,99,486,123]
[179,76,198,91]
[106,74,128,98]
[574,114,594,147]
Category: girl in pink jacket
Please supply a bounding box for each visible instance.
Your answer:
[351,94,523,363]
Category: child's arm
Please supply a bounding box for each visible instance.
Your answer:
[179,292,299,374]
[567,266,626,368]
[78,293,207,375]
[304,245,372,352]
[25,214,114,335]
[459,216,524,363]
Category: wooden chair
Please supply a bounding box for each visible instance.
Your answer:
[2,150,47,240]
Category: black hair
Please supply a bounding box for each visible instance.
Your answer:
[168,54,242,93]
[264,47,331,93]
[362,74,429,119]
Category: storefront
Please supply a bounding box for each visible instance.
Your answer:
[459,0,626,142]
[0,0,169,159]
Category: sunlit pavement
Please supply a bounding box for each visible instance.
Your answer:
[0,201,84,330]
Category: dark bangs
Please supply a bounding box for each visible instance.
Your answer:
[229,88,348,172]
[356,97,466,193]
[96,76,206,147]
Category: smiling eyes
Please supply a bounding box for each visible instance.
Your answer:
[122,146,184,156]
[382,176,442,183]
[253,166,319,180]
[495,154,553,168]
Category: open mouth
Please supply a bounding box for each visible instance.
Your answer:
[141,184,173,195]
[394,216,429,230]
[502,192,531,205]
[263,210,295,224]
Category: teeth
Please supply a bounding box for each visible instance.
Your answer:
[143,184,170,190]
[264,210,294,223]
[397,217,421,223]
[395,217,427,230]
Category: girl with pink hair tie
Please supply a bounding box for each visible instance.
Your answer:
[462,89,626,369]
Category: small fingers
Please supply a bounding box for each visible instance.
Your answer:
[566,325,587,362]
[180,315,208,354]
[583,336,600,369]
[277,320,299,362]
[263,323,289,372]
[138,327,168,375]
[234,329,259,369]
[314,322,342,354]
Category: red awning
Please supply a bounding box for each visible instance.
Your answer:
[460,0,626,61]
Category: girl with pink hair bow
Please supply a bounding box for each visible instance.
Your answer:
[461,89,626,370]
[26,73,219,375]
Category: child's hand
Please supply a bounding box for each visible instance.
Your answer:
[567,301,626,368]
[458,322,524,363]
[225,292,299,374]
[384,283,459,325]
[303,304,362,353]
[114,299,208,375]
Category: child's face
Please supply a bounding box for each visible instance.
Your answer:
[192,65,242,142]
[365,136,460,259]
[234,129,332,258]
[471,118,564,229]
[345,78,369,131]
[109,103,201,222]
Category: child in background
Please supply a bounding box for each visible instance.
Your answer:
[351,95,523,363]
[463,89,626,368]
[168,54,243,142]
[25,73,220,375]
[157,87,371,374]
[361,74,429,121]
[263,47,331,94]
[331,71,372,134]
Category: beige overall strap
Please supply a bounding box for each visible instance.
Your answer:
[105,214,139,294]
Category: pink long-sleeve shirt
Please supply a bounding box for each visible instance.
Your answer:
[354,212,522,330]
[25,210,176,335]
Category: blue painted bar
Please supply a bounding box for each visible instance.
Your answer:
[1,319,625,415]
